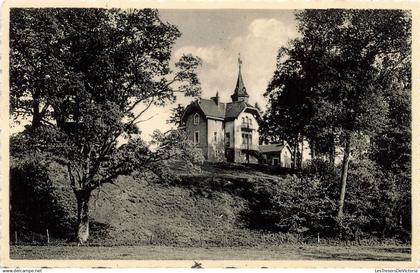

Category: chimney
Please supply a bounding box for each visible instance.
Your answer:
[211,91,220,105]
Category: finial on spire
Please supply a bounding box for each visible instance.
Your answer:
[238,53,242,71]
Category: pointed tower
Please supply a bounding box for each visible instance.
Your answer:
[231,54,249,103]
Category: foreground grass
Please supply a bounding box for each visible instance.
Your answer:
[10,244,410,261]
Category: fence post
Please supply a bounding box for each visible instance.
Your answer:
[317,232,320,244]
[15,231,17,244]
[46,229,50,244]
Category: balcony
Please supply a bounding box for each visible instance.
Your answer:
[240,122,255,131]
[240,143,259,151]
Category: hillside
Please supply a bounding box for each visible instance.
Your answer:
[46,161,298,246]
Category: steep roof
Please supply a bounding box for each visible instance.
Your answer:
[231,57,249,102]
[197,99,226,119]
[259,143,288,153]
[182,98,261,122]
[225,101,254,120]
[232,69,249,98]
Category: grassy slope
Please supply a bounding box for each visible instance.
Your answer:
[43,161,296,246]
[45,161,407,248]
[86,162,288,246]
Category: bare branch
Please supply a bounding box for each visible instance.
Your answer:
[126,98,146,113]
[127,97,155,126]
[134,114,157,124]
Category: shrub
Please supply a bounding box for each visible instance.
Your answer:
[10,154,75,242]
[243,175,337,236]
[244,158,410,242]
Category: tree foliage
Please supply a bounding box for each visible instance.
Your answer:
[10,8,204,243]
[167,104,186,127]
[262,9,411,233]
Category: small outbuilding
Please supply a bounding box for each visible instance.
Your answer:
[259,143,292,168]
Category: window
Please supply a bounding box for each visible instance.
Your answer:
[242,117,245,124]
[242,133,252,145]
[249,118,252,125]
[193,113,199,125]
[194,131,200,144]
[226,133,230,147]
[214,132,217,142]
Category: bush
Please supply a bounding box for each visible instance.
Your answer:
[10,154,75,242]
[243,158,410,242]
[244,175,337,237]
[342,159,410,240]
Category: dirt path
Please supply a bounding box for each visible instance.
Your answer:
[10,244,410,261]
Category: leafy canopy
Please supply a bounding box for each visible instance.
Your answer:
[10,8,204,193]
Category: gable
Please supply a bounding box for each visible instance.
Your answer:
[182,99,261,123]
[226,102,262,123]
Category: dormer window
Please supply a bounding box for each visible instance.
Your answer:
[193,113,200,125]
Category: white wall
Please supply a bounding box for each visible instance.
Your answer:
[234,110,259,150]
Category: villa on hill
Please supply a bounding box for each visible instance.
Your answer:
[181,57,292,167]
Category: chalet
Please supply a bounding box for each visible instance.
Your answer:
[181,57,262,163]
[182,57,293,166]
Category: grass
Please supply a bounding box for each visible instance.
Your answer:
[10,244,410,261]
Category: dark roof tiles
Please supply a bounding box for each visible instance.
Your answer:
[183,98,260,121]
[259,143,287,153]
[197,99,226,119]
[225,101,252,119]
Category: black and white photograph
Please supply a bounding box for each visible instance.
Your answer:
[2,2,417,268]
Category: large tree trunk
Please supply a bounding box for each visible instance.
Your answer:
[75,189,91,244]
[337,137,351,219]
[329,134,336,167]
[311,139,316,159]
[299,134,304,169]
[292,138,298,170]
[31,99,41,129]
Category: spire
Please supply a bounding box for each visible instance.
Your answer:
[231,53,249,103]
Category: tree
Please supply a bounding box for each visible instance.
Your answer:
[167,104,186,127]
[263,9,411,227]
[10,8,204,243]
[295,10,410,221]
[262,42,315,169]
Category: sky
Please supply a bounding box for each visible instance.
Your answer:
[136,9,299,141]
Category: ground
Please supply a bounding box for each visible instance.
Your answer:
[10,244,410,261]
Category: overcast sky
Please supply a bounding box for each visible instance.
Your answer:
[10,9,299,140]
[136,9,299,141]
